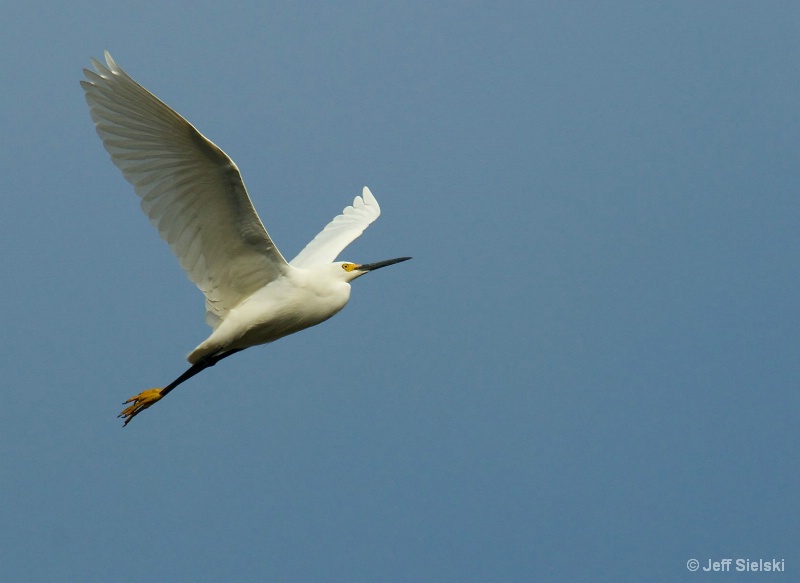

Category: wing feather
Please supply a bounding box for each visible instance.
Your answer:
[290,187,381,268]
[81,52,288,328]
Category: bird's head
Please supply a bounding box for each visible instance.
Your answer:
[335,257,412,282]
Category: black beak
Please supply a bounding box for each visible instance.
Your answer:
[358,257,412,272]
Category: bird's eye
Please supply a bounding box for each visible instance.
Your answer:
[342,263,349,271]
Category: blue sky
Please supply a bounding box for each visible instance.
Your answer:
[1,1,798,581]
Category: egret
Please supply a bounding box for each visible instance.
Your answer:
[81,52,410,426]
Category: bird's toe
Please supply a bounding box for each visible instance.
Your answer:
[119,388,163,426]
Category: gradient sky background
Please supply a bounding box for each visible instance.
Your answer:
[1,1,798,581]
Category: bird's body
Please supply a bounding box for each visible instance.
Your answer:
[81,52,409,425]
[189,264,351,364]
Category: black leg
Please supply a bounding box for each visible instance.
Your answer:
[118,348,246,426]
[160,348,244,398]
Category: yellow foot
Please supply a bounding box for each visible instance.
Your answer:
[119,388,163,426]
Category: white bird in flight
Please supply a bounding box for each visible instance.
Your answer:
[81,52,410,426]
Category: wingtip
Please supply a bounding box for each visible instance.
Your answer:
[86,50,116,79]
[361,186,378,208]
[103,50,119,72]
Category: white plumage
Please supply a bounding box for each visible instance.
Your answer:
[81,52,409,425]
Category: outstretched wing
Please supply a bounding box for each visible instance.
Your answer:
[81,51,288,329]
[290,187,381,268]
